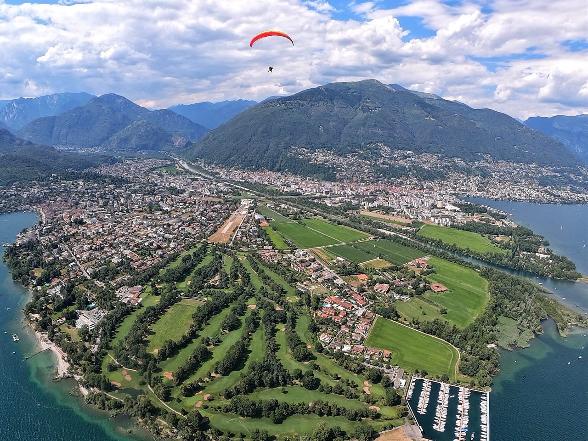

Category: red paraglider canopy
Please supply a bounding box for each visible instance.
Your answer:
[250,31,294,47]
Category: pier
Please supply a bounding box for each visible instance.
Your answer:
[25,348,50,360]
[406,377,490,441]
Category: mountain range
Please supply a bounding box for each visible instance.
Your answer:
[188,80,578,172]
[0,129,112,185]
[525,115,588,164]
[169,99,257,129]
[17,94,208,151]
[0,92,95,130]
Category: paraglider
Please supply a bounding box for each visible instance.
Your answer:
[250,30,293,72]
[249,31,294,47]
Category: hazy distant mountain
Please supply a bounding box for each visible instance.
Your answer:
[525,115,588,164]
[169,100,256,129]
[0,128,112,185]
[189,79,578,171]
[0,92,95,130]
[102,120,187,152]
[18,94,208,151]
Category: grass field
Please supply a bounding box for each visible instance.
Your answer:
[147,298,201,353]
[328,244,375,263]
[256,204,290,222]
[365,317,459,379]
[418,224,508,255]
[395,257,489,328]
[272,221,340,248]
[353,239,424,265]
[270,217,367,249]
[263,225,289,249]
[302,218,368,243]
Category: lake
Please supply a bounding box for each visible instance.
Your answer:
[471,199,588,441]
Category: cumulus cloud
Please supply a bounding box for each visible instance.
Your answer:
[0,0,586,118]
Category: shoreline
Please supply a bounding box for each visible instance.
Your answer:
[31,325,71,379]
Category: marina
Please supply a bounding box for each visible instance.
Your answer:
[407,377,490,441]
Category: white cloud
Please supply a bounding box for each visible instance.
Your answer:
[0,0,586,118]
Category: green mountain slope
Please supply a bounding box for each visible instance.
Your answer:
[18,94,207,150]
[0,129,112,185]
[189,80,577,170]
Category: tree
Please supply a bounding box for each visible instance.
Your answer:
[352,424,378,441]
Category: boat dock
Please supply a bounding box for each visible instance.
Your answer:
[406,377,490,441]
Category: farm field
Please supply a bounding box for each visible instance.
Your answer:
[417,224,508,255]
[302,218,369,242]
[272,220,339,248]
[263,225,289,249]
[256,204,290,222]
[395,257,489,328]
[328,243,375,263]
[366,317,459,380]
[350,239,424,265]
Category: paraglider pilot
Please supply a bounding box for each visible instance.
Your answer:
[268,66,273,73]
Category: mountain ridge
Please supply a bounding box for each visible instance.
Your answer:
[169,99,257,129]
[18,94,208,151]
[188,79,578,171]
[0,92,95,130]
[525,114,588,164]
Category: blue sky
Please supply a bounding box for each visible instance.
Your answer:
[0,0,587,118]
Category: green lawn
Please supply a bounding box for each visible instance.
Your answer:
[248,386,367,410]
[365,317,459,379]
[354,239,423,265]
[418,224,507,255]
[111,289,160,347]
[147,298,201,353]
[272,221,340,248]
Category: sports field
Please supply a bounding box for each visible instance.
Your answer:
[418,224,507,255]
[348,239,424,265]
[365,317,459,379]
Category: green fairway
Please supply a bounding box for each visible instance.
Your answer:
[248,386,367,410]
[204,326,265,394]
[147,298,201,353]
[418,224,507,255]
[158,306,232,374]
[354,239,423,265]
[272,221,340,248]
[302,218,368,243]
[365,317,459,379]
[111,289,159,346]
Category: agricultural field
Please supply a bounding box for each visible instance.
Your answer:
[417,224,508,255]
[395,257,489,328]
[365,317,459,380]
[330,239,423,266]
[262,225,289,250]
[269,217,368,249]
